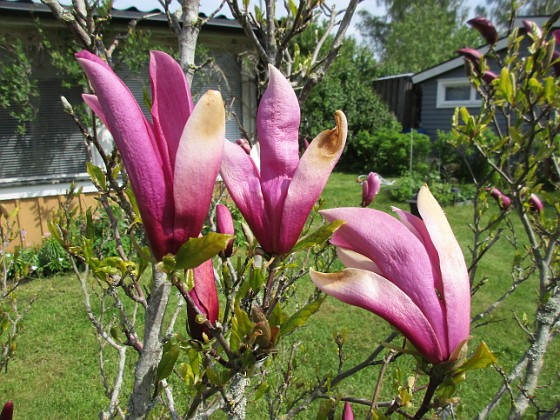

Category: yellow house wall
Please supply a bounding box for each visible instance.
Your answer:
[2,193,98,249]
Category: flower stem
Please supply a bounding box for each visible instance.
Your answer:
[412,374,442,420]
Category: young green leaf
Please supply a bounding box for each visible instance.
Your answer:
[156,344,180,381]
[175,233,233,270]
[278,294,326,339]
[292,220,345,252]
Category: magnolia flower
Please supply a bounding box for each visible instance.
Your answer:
[360,172,381,207]
[310,186,470,364]
[468,17,498,45]
[187,259,219,340]
[486,187,511,209]
[221,65,347,255]
[216,204,235,258]
[77,50,225,260]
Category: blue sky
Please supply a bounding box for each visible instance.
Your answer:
[58,0,486,38]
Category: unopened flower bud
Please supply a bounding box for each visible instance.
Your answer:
[523,20,542,39]
[342,401,355,420]
[529,193,544,212]
[236,138,252,155]
[360,172,381,207]
[486,187,511,209]
[468,17,498,45]
[457,48,482,65]
[60,96,74,115]
[216,204,234,258]
[482,70,498,85]
[0,400,13,420]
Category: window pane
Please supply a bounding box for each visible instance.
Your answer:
[445,85,471,101]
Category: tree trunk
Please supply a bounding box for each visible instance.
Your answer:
[126,267,171,419]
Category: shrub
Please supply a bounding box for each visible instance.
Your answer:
[388,172,476,205]
[345,128,432,175]
[5,246,39,281]
[37,236,71,276]
[435,130,489,182]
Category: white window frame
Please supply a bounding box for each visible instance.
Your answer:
[436,77,481,108]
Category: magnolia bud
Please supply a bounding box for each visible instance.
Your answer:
[523,20,542,39]
[468,17,498,45]
[486,187,511,209]
[0,401,13,420]
[361,172,381,207]
[529,194,544,212]
[216,204,234,258]
[236,138,252,155]
[342,401,355,420]
[60,96,74,115]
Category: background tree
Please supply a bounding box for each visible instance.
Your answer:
[295,24,399,169]
[226,0,360,104]
[480,0,560,29]
[359,0,479,75]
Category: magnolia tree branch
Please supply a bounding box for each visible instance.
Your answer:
[510,291,560,417]
[40,0,92,48]
[297,0,360,104]
[71,260,129,419]
[127,266,172,419]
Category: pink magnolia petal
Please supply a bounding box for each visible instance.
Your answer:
[278,111,347,253]
[258,65,300,237]
[322,207,448,355]
[336,247,380,273]
[258,64,300,184]
[82,94,108,128]
[310,268,445,363]
[220,140,272,252]
[173,90,225,250]
[75,50,112,72]
[77,54,173,259]
[187,259,219,340]
[150,51,194,174]
[417,185,470,353]
[392,207,444,296]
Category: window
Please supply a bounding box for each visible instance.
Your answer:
[436,78,481,108]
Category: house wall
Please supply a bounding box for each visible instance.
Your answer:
[1,184,98,249]
[0,6,256,248]
[416,66,471,139]
[373,75,417,129]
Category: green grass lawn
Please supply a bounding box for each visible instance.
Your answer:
[1,172,558,418]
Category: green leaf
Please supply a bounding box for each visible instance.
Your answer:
[544,76,555,103]
[157,344,180,381]
[230,304,254,350]
[85,208,95,240]
[456,341,497,374]
[205,366,233,387]
[288,0,298,16]
[292,220,346,252]
[175,233,233,270]
[278,294,326,339]
[253,381,269,401]
[86,162,107,190]
[249,267,266,292]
